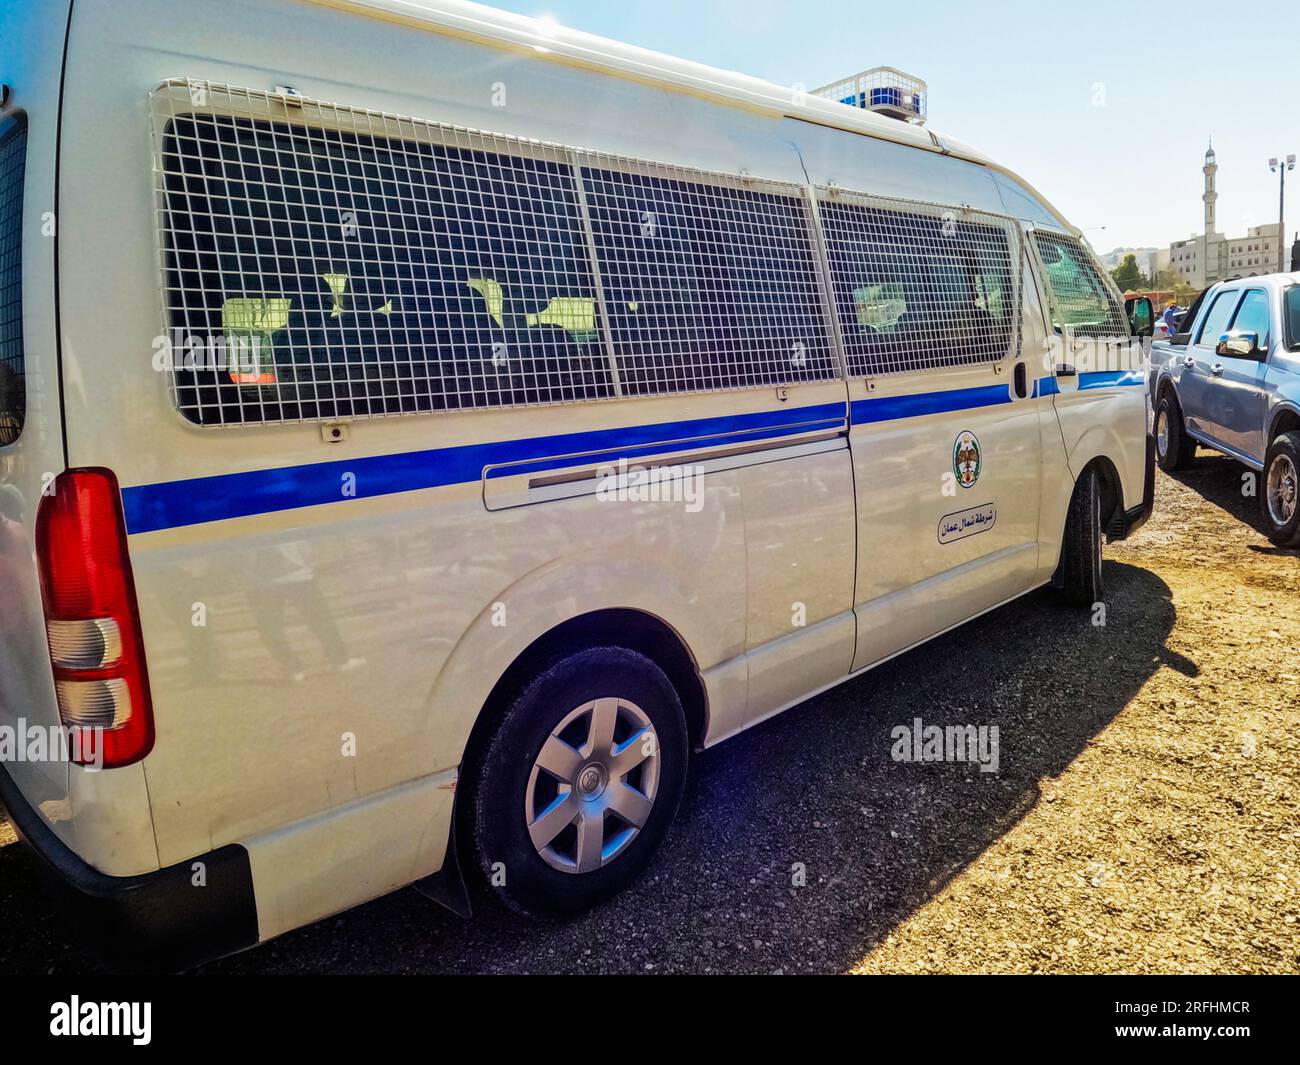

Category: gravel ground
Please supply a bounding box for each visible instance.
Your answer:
[2,456,1297,975]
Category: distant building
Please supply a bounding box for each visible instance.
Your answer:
[1169,142,1281,287]
[1099,247,1165,290]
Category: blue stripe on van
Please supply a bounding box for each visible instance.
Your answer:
[849,382,1012,424]
[1036,371,1144,396]
[121,403,846,534]
[121,370,1147,534]
[1079,369,1145,389]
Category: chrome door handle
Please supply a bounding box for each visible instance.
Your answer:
[1210,363,1225,376]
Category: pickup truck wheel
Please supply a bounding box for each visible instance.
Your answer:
[468,647,688,918]
[1261,432,1300,546]
[1155,392,1196,471]
[1056,467,1104,607]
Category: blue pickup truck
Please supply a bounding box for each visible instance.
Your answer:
[1147,273,1300,545]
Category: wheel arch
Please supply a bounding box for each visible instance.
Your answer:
[461,607,709,771]
[1267,404,1300,447]
[451,607,708,884]
[1064,448,1124,536]
[1155,372,1180,407]
[1085,454,1124,537]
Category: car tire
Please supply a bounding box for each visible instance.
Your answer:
[1261,431,1300,547]
[1056,466,1105,607]
[1155,391,1197,471]
[468,646,688,918]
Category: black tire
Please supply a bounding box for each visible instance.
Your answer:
[468,646,688,918]
[1261,431,1300,547]
[1056,466,1105,607]
[1155,390,1197,471]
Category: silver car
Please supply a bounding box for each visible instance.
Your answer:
[1148,273,1300,545]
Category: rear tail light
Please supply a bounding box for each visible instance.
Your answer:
[35,469,155,768]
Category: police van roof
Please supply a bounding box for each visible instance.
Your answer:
[326,0,993,166]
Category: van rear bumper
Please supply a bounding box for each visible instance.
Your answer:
[0,762,258,971]
[1110,432,1157,541]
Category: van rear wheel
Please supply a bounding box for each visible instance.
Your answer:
[469,647,688,917]
[1261,432,1300,547]
[1155,392,1196,471]
[1056,467,1105,607]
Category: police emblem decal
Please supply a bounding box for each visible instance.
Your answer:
[953,430,981,489]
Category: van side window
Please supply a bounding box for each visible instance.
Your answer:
[818,199,1018,376]
[1229,289,1270,350]
[580,168,836,394]
[0,115,26,447]
[160,114,610,425]
[1194,290,1241,349]
[1031,232,1128,338]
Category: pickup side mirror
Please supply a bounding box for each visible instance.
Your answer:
[1125,296,1154,338]
[1215,330,1262,359]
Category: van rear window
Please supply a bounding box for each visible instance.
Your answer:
[0,115,26,446]
[160,113,610,425]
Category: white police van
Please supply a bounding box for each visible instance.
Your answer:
[0,0,1153,967]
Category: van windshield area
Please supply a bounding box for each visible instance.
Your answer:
[0,115,26,446]
[1286,286,1300,350]
[1032,231,1129,338]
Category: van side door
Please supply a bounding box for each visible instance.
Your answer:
[572,164,858,743]
[811,190,1041,672]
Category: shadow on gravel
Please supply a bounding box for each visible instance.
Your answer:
[1170,453,1300,554]
[1,561,1182,975]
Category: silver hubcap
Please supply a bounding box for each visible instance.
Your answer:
[1155,408,1169,459]
[1267,453,1298,527]
[525,697,660,874]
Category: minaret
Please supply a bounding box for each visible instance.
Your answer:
[1203,139,1218,235]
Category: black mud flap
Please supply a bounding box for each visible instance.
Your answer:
[413,812,472,919]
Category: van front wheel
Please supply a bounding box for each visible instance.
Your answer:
[469,647,688,918]
[1056,467,1105,607]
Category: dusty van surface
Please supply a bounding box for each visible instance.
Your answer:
[0,0,1150,968]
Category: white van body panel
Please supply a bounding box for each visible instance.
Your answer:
[244,765,456,941]
[0,1,162,879]
[1055,387,1149,510]
[0,0,1150,956]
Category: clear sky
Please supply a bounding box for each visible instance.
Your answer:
[484,0,1300,255]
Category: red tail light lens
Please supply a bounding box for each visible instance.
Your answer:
[35,469,154,768]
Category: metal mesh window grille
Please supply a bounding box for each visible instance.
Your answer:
[153,82,611,425]
[579,163,837,395]
[153,81,1033,425]
[1031,231,1129,339]
[817,191,1021,377]
[0,117,26,446]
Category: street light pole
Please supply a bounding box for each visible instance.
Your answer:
[1270,154,1296,274]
